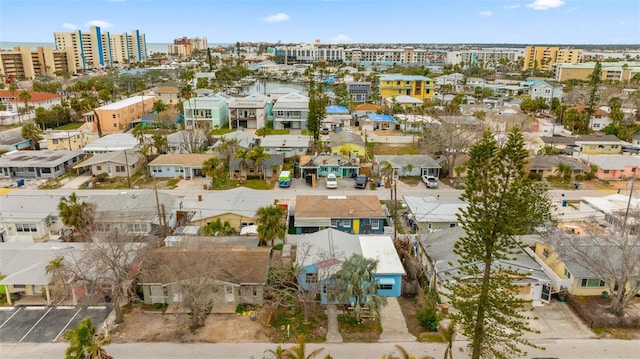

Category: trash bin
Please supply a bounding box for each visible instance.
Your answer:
[377,179,381,187]
[16,179,25,187]
[562,199,568,207]
[573,182,580,189]
[602,291,609,298]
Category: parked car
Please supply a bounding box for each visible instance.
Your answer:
[326,173,338,189]
[422,175,438,189]
[354,174,368,189]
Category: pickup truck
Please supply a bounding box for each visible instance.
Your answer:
[422,175,438,189]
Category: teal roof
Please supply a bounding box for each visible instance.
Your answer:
[380,74,432,81]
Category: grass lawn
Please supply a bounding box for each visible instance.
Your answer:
[209,178,275,190]
[270,304,327,343]
[371,142,420,155]
[56,122,83,130]
[337,313,382,342]
[270,129,290,135]
[210,128,235,136]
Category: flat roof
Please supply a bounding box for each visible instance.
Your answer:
[0,150,83,167]
[97,95,154,110]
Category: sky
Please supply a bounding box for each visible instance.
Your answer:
[1,0,639,45]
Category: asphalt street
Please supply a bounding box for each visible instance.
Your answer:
[1,339,639,359]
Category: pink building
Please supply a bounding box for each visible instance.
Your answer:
[578,154,640,180]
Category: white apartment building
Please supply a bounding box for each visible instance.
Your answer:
[446,48,522,66]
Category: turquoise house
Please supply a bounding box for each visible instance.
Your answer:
[294,228,405,304]
[183,94,229,129]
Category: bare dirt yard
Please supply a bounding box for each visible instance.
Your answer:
[111,308,273,343]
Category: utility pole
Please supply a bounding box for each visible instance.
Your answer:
[123,149,132,188]
[622,174,636,236]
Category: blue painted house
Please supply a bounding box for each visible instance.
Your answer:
[294,228,406,304]
[293,195,387,235]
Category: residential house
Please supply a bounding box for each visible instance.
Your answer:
[579,194,640,232]
[0,194,65,242]
[384,95,424,111]
[534,239,640,297]
[352,103,382,119]
[211,130,257,152]
[72,149,144,178]
[0,127,30,152]
[298,154,359,179]
[374,155,441,178]
[348,82,371,103]
[0,90,62,124]
[82,133,146,155]
[294,195,387,235]
[149,153,213,179]
[578,154,640,180]
[89,96,155,134]
[569,105,612,131]
[272,92,309,130]
[259,135,309,159]
[43,129,97,151]
[528,155,589,179]
[536,135,577,154]
[229,153,284,180]
[227,93,268,130]
[379,74,434,102]
[465,77,486,89]
[88,191,183,235]
[188,187,279,232]
[0,150,84,179]
[403,195,468,232]
[268,87,302,100]
[327,131,366,159]
[183,95,229,130]
[154,84,180,106]
[324,105,352,129]
[419,227,553,305]
[574,134,624,155]
[360,114,398,132]
[141,246,271,307]
[294,228,405,304]
[166,130,211,154]
[531,80,564,104]
[434,73,465,92]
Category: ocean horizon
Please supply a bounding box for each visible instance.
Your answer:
[0,42,233,54]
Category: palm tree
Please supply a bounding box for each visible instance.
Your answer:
[152,134,168,154]
[264,345,287,359]
[554,163,573,182]
[335,254,387,322]
[234,147,252,180]
[58,193,94,242]
[63,318,112,359]
[46,257,68,304]
[255,126,272,138]
[217,137,241,168]
[80,95,103,137]
[250,146,270,180]
[18,89,32,125]
[21,123,44,150]
[283,335,324,359]
[202,156,226,187]
[383,345,435,359]
[256,204,286,247]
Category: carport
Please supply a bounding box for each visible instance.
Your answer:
[0,266,52,306]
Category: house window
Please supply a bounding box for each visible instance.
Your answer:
[371,219,380,229]
[604,170,610,174]
[127,223,149,233]
[306,273,318,283]
[343,220,351,228]
[226,286,233,294]
[115,166,125,172]
[580,278,605,288]
[15,223,37,232]
[564,268,571,279]
[331,219,339,227]
[542,248,549,258]
[96,166,102,171]
[96,223,111,232]
[112,114,116,119]
[379,284,393,290]
[13,284,26,289]
[52,139,59,144]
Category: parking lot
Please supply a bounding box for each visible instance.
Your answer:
[0,305,111,343]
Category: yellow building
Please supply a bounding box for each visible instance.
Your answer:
[154,85,180,106]
[88,95,155,134]
[44,129,97,151]
[379,74,434,102]
[555,61,640,82]
[0,46,76,79]
[523,46,583,71]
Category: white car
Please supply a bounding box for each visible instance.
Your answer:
[422,175,438,188]
[326,173,338,189]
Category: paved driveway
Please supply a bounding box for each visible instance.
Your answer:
[0,305,111,343]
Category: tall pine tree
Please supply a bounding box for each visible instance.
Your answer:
[447,128,553,359]
[306,79,327,141]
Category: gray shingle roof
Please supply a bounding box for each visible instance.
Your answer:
[374,155,440,169]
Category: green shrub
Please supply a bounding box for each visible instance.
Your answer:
[273,243,284,250]
[528,172,543,181]
[236,303,245,314]
[95,173,109,182]
[153,302,166,310]
[417,305,441,331]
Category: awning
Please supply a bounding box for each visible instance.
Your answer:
[240,225,258,236]
[377,277,395,285]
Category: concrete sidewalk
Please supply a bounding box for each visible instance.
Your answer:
[379,297,415,342]
[325,304,343,343]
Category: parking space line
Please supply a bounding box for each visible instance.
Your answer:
[0,306,22,330]
[53,307,82,343]
[19,306,53,343]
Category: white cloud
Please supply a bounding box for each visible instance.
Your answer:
[85,20,114,28]
[329,34,350,43]
[504,4,521,9]
[479,10,493,17]
[62,23,77,30]
[526,0,565,10]
[261,13,290,23]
